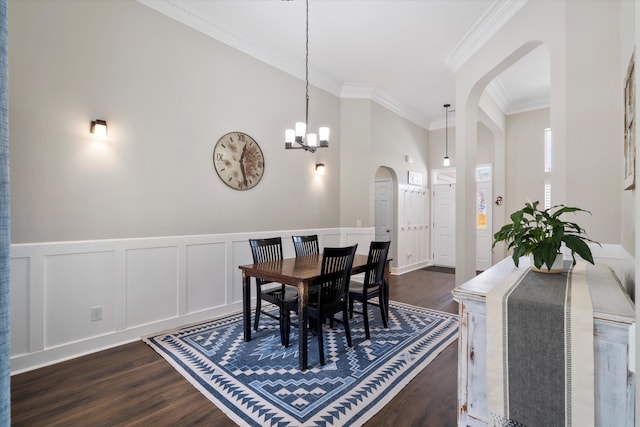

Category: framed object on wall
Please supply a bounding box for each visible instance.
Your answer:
[408,171,423,186]
[624,50,635,190]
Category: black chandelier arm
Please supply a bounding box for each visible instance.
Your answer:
[285,141,317,153]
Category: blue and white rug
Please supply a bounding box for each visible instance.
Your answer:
[143,300,459,427]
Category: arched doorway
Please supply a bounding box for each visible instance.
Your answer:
[455,40,547,283]
[373,166,396,268]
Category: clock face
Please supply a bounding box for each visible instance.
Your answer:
[213,132,265,190]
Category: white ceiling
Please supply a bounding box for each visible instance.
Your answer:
[138,0,549,130]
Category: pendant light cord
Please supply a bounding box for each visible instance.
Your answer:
[444,103,450,157]
[305,0,309,127]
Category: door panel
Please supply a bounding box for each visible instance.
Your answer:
[374,180,392,241]
[432,184,455,267]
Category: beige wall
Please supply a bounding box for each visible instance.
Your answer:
[564,0,622,244]
[10,0,343,243]
[10,0,636,262]
[428,127,451,172]
[428,123,492,171]
[505,108,550,213]
[452,0,631,283]
[10,0,430,245]
[338,99,429,229]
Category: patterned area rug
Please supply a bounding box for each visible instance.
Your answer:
[143,300,458,427]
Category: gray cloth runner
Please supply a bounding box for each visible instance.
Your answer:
[487,261,594,427]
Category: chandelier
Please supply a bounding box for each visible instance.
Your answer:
[285,0,329,153]
[443,103,451,167]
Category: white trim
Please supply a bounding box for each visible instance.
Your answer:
[10,227,375,374]
[444,0,529,71]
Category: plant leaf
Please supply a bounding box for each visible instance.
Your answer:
[562,234,595,264]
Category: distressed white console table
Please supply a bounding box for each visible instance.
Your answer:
[452,257,635,427]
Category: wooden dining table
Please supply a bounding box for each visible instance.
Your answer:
[239,253,390,371]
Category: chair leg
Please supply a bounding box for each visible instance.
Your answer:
[317,317,325,366]
[279,310,286,346]
[362,297,371,339]
[254,284,261,331]
[349,298,354,319]
[362,299,370,340]
[342,308,353,347]
[283,310,290,347]
[379,289,388,329]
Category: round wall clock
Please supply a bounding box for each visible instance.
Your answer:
[213,132,265,191]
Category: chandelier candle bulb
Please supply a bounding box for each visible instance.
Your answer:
[319,127,330,145]
[307,133,317,147]
[285,129,295,147]
[295,122,306,141]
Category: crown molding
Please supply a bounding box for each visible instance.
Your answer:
[137,0,343,97]
[485,78,549,115]
[372,91,429,129]
[445,0,528,71]
[340,84,375,99]
[341,84,430,129]
[429,115,456,131]
[485,78,511,113]
[504,96,550,115]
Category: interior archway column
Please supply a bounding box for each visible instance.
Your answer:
[478,102,507,264]
[454,89,481,285]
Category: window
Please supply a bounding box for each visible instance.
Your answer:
[544,128,552,209]
[544,128,552,173]
[544,179,551,210]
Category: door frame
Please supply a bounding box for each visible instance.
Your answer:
[431,165,493,270]
[372,166,398,270]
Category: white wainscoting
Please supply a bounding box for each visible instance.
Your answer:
[395,184,430,275]
[10,227,375,374]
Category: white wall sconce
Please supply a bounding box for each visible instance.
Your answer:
[90,119,107,139]
[315,163,325,175]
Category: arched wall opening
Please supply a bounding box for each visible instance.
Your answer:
[373,165,398,268]
[455,39,546,283]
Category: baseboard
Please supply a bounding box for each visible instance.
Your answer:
[392,260,429,275]
[11,303,242,375]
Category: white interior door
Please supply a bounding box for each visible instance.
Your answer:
[432,184,455,267]
[374,180,392,241]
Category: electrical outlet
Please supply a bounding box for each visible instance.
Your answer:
[90,306,103,321]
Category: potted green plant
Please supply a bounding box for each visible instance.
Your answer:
[492,201,599,272]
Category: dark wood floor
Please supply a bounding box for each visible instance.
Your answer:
[11,269,459,427]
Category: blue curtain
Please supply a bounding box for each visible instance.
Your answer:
[0,0,9,424]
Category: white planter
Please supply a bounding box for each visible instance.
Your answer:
[531,253,564,273]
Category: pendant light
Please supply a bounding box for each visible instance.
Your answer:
[443,103,451,167]
[284,0,329,153]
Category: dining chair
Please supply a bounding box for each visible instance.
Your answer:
[249,237,297,345]
[292,234,319,257]
[283,244,358,366]
[348,240,391,340]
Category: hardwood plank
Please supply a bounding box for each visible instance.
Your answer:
[11,268,458,426]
